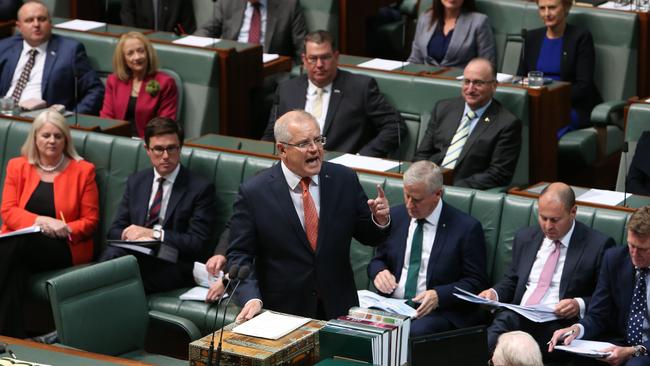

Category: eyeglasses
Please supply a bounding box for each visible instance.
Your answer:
[148,144,180,156]
[305,54,334,65]
[463,78,495,87]
[281,136,326,150]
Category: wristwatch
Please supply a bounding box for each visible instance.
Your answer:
[633,345,647,357]
[152,225,162,241]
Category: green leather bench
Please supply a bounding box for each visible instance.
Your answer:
[338,66,530,188]
[51,28,221,139]
[616,103,650,191]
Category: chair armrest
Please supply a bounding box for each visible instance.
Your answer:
[149,310,202,340]
[591,100,626,127]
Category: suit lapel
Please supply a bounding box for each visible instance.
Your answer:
[316,164,334,255]
[264,0,279,51]
[426,204,450,283]
[322,72,343,136]
[621,257,636,317]
[136,170,155,225]
[42,37,59,96]
[559,222,586,297]
[442,13,468,65]
[517,230,545,299]
[1,40,22,94]
[229,1,247,40]
[394,208,411,282]
[162,166,187,226]
[269,164,312,251]
[441,99,465,155]
[457,101,497,165]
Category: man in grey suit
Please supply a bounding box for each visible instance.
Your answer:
[478,182,615,361]
[414,58,521,190]
[195,0,307,60]
[262,30,406,158]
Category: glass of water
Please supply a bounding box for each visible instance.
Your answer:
[527,71,544,88]
[0,98,15,115]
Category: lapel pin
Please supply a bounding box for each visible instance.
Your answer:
[333,89,341,94]
[484,117,490,123]
[50,51,56,56]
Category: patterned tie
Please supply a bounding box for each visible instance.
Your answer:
[146,177,165,228]
[311,88,324,120]
[11,49,38,104]
[627,268,649,345]
[404,219,426,307]
[441,110,477,169]
[525,240,562,306]
[300,177,318,251]
[248,2,262,44]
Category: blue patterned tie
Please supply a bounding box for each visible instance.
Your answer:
[627,268,649,345]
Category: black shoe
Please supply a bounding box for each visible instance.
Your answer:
[31,330,58,344]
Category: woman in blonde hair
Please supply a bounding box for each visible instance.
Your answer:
[100,31,178,137]
[0,110,99,337]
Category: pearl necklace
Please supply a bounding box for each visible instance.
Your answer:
[38,155,65,172]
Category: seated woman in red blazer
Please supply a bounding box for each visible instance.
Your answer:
[100,31,178,137]
[0,110,99,337]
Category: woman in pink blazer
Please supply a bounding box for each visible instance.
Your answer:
[100,32,178,137]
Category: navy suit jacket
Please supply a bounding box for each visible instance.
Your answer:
[493,221,614,308]
[0,34,104,114]
[413,97,521,189]
[367,203,488,328]
[107,165,217,264]
[263,70,406,158]
[227,162,389,320]
[580,246,648,349]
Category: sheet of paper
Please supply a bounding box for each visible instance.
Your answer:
[577,189,631,206]
[598,1,635,10]
[358,290,417,318]
[54,19,105,31]
[454,287,559,323]
[192,261,221,288]
[0,225,41,239]
[172,35,218,48]
[357,58,409,71]
[555,340,615,358]
[232,311,310,339]
[456,73,513,83]
[179,286,209,301]
[328,154,399,172]
[263,53,280,63]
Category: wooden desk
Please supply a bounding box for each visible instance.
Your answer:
[0,113,131,137]
[0,336,156,365]
[509,181,650,213]
[263,56,293,78]
[338,56,571,183]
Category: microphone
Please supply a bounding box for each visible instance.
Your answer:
[72,63,79,127]
[215,265,250,366]
[104,0,109,33]
[520,28,527,78]
[271,92,280,156]
[212,0,218,45]
[206,265,239,366]
[623,141,629,207]
[396,111,402,174]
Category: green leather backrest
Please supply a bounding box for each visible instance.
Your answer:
[300,0,339,45]
[626,103,650,141]
[42,0,70,17]
[46,255,148,356]
[474,0,638,101]
[338,67,530,187]
[51,29,118,76]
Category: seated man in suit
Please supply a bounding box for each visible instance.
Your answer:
[121,0,196,34]
[229,110,391,322]
[101,117,217,293]
[479,182,615,360]
[262,30,406,158]
[0,1,104,114]
[626,131,650,196]
[549,205,650,365]
[195,0,307,60]
[413,58,521,190]
[368,160,488,337]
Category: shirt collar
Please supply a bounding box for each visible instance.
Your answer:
[464,99,492,120]
[280,161,320,190]
[248,0,268,9]
[23,40,48,56]
[307,80,332,95]
[153,163,181,184]
[415,200,443,227]
[547,219,575,248]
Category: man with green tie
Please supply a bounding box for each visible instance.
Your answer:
[367,160,488,336]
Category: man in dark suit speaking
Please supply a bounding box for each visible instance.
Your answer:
[0,1,104,114]
[101,117,217,293]
[262,30,406,158]
[368,160,488,337]
[479,182,614,361]
[414,58,521,190]
[229,110,391,321]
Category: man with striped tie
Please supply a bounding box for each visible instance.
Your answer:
[413,58,521,190]
[102,117,217,293]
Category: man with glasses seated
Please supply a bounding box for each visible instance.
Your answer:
[100,117,217,293]
[413,58,521,190]
[230,110,391,321]
[263,30,406,159]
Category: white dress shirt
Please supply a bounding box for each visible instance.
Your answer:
[4,41,48,102]
[146,164,181,240]
[237,0,268,47]
[393,201,443,299]
[280,161,321,229]
[305,80,333,132]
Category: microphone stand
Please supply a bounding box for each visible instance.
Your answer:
[623,141,629,207]
[206,265,239,366]
[215,266,250,366]
[104,0,110,33]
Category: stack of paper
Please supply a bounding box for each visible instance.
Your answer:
[54,19,105,31]
[357,58,409,71]
[172,36,218,48]
[328,154,399,172]
[453,287,558,323]
[555,340,615,358]
[232,311,310,339]
[358,290,416,318]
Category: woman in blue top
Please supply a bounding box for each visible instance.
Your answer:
[407,0,496,68]
[518,0,602,138]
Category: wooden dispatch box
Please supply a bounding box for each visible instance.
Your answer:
[189,319,326,366]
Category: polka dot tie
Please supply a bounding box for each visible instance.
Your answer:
[627,268,649,345]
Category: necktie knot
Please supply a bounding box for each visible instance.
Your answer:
[300,177,311,192]
[416,218,427,226]
[553,240,562,250]
[466,110,476,120]
[28,49,38,57]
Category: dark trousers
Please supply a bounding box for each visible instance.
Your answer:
[0,233,71,337]
[98,246,192,294]
[410,312,454,338]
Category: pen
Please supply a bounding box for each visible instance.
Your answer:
[176,23,186,35]
[8,349,16,359]
[547,329,575,345]
[60,211,72,243]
